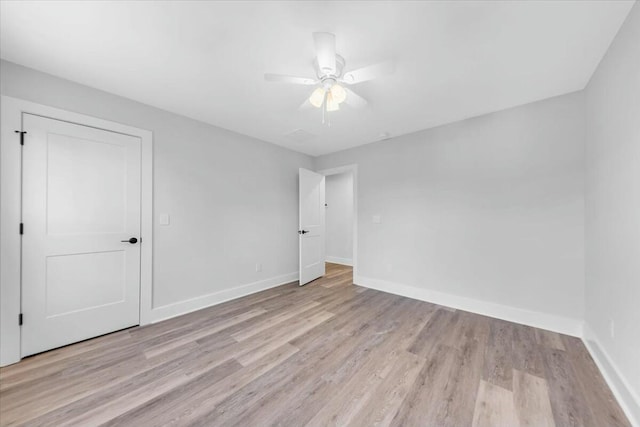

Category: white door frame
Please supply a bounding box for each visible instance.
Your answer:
[0,95,153,366]
[317,164,358,281]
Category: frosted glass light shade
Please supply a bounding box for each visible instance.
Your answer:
[326,92,340,112]
[330,84,347,103]
[309,87,326,108]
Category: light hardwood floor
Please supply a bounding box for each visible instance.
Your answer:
[0,263,630,426]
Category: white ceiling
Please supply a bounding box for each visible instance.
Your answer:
[0,1,634,156]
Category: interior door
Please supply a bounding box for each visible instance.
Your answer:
[299,168,326,285]
[21,113,142,357]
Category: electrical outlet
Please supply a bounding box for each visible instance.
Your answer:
[255,263,262,273]
[609,319,615,339]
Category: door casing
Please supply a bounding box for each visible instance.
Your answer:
[0,96,153,366]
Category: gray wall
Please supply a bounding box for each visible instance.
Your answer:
[315,91,586,323]
[585,2,640,421]
[325,172,354,264]
[0,60,312,309]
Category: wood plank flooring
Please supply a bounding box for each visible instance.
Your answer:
[0,263,630,426]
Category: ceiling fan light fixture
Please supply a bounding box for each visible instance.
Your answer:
[309,87,326,108]
[330,84,347,104]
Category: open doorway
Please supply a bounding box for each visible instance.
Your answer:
[319,165,357,282]
[325,172,354,266]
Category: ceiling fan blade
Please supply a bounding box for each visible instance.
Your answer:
[299,98,314,110]
[341,61,394,84]
[264,73,317,85]
[313,32,336,75]
[344,87,368,108]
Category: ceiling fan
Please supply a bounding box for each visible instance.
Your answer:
[264,32,393,122]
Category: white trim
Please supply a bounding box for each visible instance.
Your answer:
[149,272,298,324]
[317,164,358,280]
[0,96,153,367]
[582,324,640,427]
[355,275,583,337]
[325,256,353,266]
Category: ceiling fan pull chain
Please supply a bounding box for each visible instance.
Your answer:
[322,91,327,125]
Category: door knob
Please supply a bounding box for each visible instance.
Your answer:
[121,237,138,244]
[298,230,309,235]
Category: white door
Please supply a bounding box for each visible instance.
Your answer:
[299,168,325,285]
[21,114,142,357]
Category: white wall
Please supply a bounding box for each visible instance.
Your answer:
[315,92,586,334]
[584,2,640,423]
[325,172,353,265]
[0,60,312,326]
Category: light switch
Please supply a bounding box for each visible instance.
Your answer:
[372,215,382,224]
[159,213,170,226]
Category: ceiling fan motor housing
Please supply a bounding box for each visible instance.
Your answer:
[315,54,346,80]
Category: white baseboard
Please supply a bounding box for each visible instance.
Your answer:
[150,272,298,324]
[355,275,583,337]
[582,324,640,427]
[325,256,353,266]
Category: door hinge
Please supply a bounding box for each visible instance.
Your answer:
[14,130,26,145]
[19,223,24,235]
[18,313,23,326]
